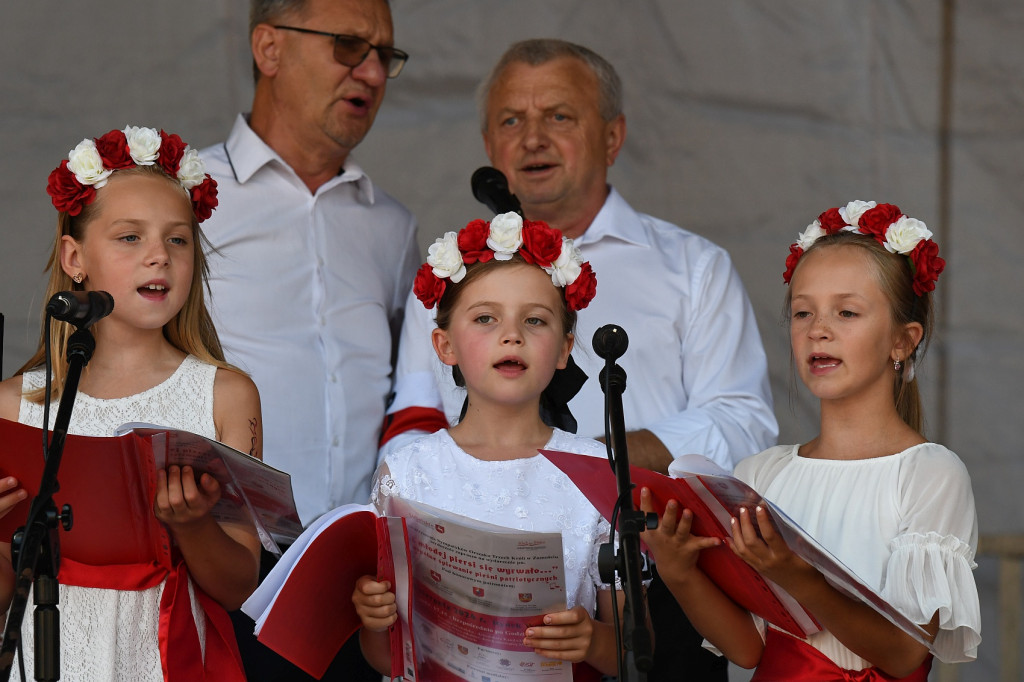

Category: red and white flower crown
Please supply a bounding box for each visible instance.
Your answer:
[413,212,597,311]
[784,200,945,296]
[46,125,218,222]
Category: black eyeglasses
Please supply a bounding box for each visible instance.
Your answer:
[274,25,408,78]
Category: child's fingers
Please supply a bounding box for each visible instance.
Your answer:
[200,472,220,495]
[0,479,28,516]
[178,466,200,504]
[639,487,656,513]
[676,507,705,538]
[523,615,591,661]
[355,575,393,597]
[754,505,780,546]
[729,507,761,557]
[639,489,687,536]
[737,507,763,545]
[164,466,185,507]
[352,575,398,632]
[539,608,586,627]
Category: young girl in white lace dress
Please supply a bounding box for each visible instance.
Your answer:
[641,201,980,680]
[0,126,262,681]
[351,213,621,679]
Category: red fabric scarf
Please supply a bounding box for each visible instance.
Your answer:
[59,557,245,682]
[752,629,932,682]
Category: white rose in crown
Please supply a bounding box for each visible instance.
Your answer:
[67,139,113,187]
[124,125,162,166]
[427,231,467,282]
[884,216,932,254]
[840,200,877,226]
[547,237,583,286]
[795,220,826,250]
[176,147,207,189]
[486,211,523,260]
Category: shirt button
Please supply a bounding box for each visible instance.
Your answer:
[332,437,340,447]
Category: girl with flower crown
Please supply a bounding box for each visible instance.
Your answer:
[639,201,980,680]
[351,212,620,679]
[0,126,261,681]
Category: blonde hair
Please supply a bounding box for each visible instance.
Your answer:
[20,165,237,402]
[784,230,934,433]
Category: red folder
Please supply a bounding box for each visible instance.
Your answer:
[0,418,301,568]
[540,449,820,638]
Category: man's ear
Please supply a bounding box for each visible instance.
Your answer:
[432,328,457,367]
[482,130,494,167]
[604,114,626,167]
[251,24,282,79]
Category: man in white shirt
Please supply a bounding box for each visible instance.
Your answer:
[379,39,778,680]
[200,1,417,680]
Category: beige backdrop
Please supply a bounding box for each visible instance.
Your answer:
[1,2,1020,678]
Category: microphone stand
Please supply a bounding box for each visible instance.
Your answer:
[594,326,653,680]
[0,329,88,681]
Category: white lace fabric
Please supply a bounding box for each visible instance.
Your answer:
[16,355,216,681]
[374,428,614,615]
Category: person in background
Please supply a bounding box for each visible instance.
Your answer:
[199,1,417,679]
[379,38,777,680]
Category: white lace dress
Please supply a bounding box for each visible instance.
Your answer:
[734,443,981,668]
[372,428,613,615]
[17,355,216,681]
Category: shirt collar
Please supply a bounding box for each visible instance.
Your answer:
[575,186,650,248]
[224,113,376,203]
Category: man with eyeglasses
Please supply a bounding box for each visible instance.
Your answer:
[200,1,416,680]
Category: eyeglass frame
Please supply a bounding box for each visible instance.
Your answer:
[272,25,409,78]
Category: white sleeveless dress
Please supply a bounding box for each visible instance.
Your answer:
[17,354,216,681]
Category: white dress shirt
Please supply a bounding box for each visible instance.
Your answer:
[382,187,776,470]
[201,114,419,524]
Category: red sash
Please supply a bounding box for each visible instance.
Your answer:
[379,406,449,447]
[59,557,245,682]
[752,629,931,682]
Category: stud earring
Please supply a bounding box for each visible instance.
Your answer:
[72,273,84,284]
[893,358,903,372]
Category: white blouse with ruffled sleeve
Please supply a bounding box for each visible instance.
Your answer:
[734,443,980,669]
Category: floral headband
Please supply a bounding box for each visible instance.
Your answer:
[413,212,597,311]
[784,200,945,296]
[46,125,218,222]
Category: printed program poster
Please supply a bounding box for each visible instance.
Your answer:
[385,497,573,681]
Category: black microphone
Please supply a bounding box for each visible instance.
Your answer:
[46,291,114,329]
[471,166,523,216]
[593,324,628,362]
